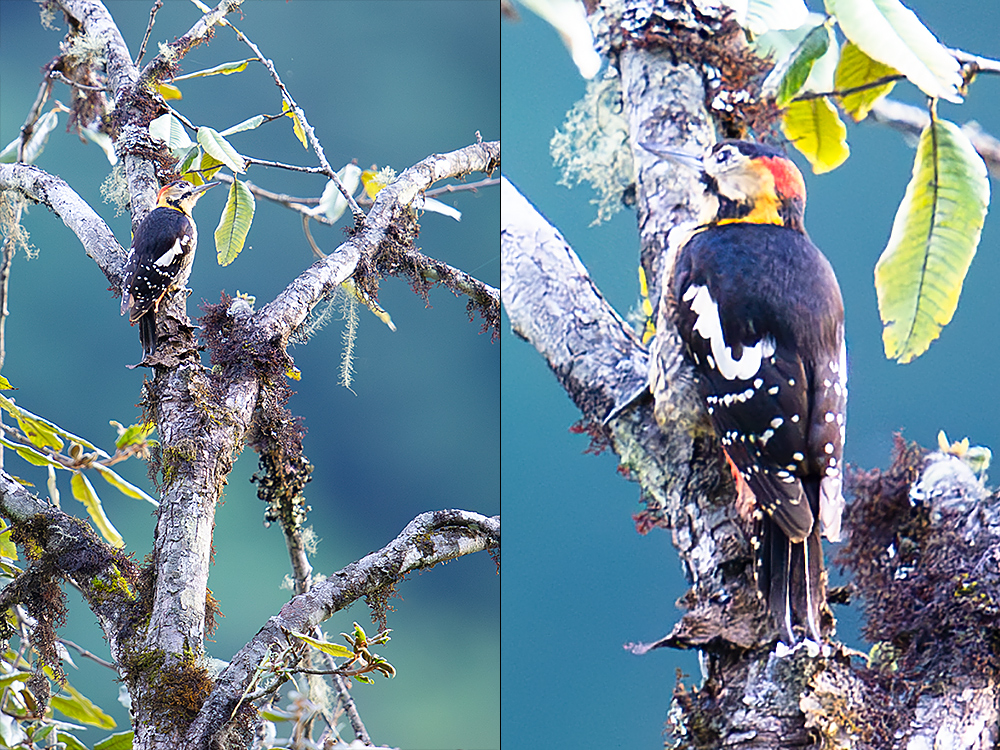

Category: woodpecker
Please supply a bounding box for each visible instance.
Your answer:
[120,180,216,357]
[645,140,847,643]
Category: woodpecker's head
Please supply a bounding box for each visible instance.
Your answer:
[156,180,218,217]
[643,140,807,232]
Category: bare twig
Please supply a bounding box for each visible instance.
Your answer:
[425,176,500,197]
[47,70,106,91]
[243,157,327,174]
[792,74,905,103]
[135,0,164,67]
[58,638,117,670]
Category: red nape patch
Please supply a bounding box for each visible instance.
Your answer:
[761,156,805,202]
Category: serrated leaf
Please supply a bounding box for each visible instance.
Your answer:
[825,0,961,103]
[70,473,124,549]
[94,730,134,750]
[196,127,246,173]
[782,97,850,173]
[92,465,158,507]
[282,99,308,149]
[290,631,354,658]
[220,115,266,137]
[834,41,899,121]
[149,114,192,150]
[51,682,116,729]
[173,58,256,81]
[57,731,91,750]
[771,22,833,106]
[156,83,182,100]
[875,119,990,363]
[214,179,256,266]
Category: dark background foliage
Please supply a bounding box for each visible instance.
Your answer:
[0,2,499,748]
[503,2,1000,748]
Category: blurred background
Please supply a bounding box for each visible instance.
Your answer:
[503,1,1000,748]
[0,1,498,748]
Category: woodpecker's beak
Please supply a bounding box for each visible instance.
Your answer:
[193,182,219,195]
[640,142,704,171]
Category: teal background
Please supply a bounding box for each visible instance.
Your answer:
[503,2,1000,748]
[0,2,498,749]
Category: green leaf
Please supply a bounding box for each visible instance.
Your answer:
[290,631,354,659]
[0,436,61,468]
[196,152,225,184]
[834,41,899,121]
[316,164,362,223]
[0,375,13,390]
[149,114,193,150]
[875,118,990,363]
[825,0,961,102]
[156,83,182,100]
[112,420,155,450]
[0,519,17,561]
[771,22,833,106]
[214,179,256,266]
[219,115,266,137]
[56,731,91,750]
[70,473,124,549]
[0,712,28,746]
[0,396,107,457]
[51,683,116,729]
[173,58,256,81]
[92,465,158,507]
[94,730,134,750]
[196,127,246,173]
[782,97,850,173]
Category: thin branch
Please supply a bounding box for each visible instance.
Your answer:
[47,70,106,91]
[243,157,327,174]
[183,509,500,749]
[791,74,905,103]
[58,638,116,670]
[949,47,1000,76]
[254,140,499,344]
[134,0,164,67]
[425,176,500,197]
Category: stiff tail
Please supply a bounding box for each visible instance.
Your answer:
[138,311,157,357]
[758,480,825,642]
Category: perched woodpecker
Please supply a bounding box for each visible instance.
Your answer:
[645,140,847,643]
[120,180,216,357]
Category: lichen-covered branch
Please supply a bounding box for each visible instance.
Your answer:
[183,509,499,750]
[0,163,128,287]
[255,141,500,344]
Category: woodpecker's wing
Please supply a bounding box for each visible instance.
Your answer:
[121,207,196,323]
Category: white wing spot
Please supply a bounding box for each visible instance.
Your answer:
[770,417,784,429]
[792,452,804,461]
[154,239,184,267]
[768,385,779,395]
[824,412,835,423]
[791,414,800,423]
[684,285,775,380]
[824,442,835,454]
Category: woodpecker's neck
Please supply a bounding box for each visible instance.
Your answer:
[701,175,806,233]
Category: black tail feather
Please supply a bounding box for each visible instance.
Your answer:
[758,479,826,643]
[138,311,157,357]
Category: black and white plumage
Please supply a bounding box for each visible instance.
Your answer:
[650,140,847,643]
[120,180,216,357]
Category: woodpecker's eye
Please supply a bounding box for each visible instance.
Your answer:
[713,145,737,167]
